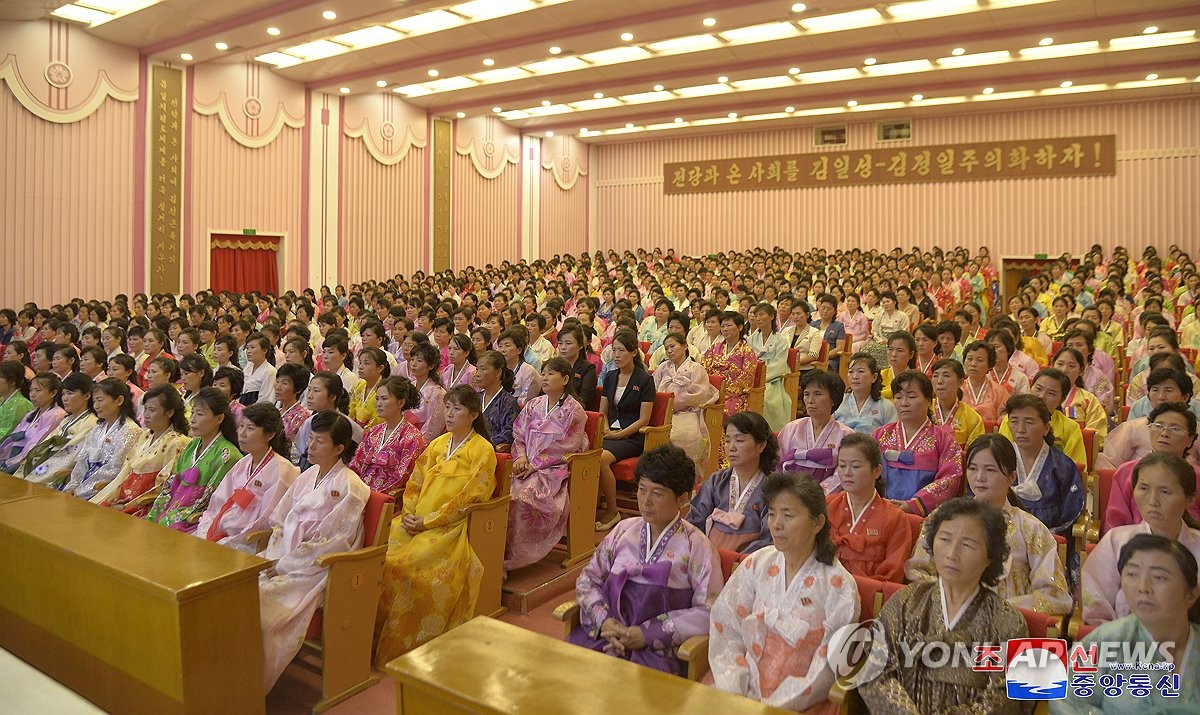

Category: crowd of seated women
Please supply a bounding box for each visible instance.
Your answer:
[2,241,1199,709]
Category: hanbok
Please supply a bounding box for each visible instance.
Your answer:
[702,339,758,417]
[1082,521,1200,624]
[685,467,771,554]
[439,362,475,391]
[1103,459,1200,532]
[0,405,65,473]
[833,393,897,435]
[990,365,1031,396]
[374,432,497,665]
[826,491,912,583]
[17,411,98,484]
[278,401,312,464]
[504,395,589,570]
[241,361,276,405]
[292,410,363,470]
[567,516,723,675]
[748,329,791,432]
[406,379,446,443]
[961,376,1007,424]
[1011,443,1085,536]
[709,549,860,713]
[872,421,963,516]
[61,418,144,500]
[653,357,716,476]
[1098,416,1200,471]
[145,436,242,532]
[196,452,301,551]
[777,417,854,491]
[931,399,984,449]
[480,388,519,448]
[859,580,1028,714]
[258,462,368,690]
[512,362,540,404]
[89,428,191,513]
[1061,386,1108,446]
[906,503,1072,616]
[348,379,383,429]
[1001,411,1087,467]
[348,420,426,498]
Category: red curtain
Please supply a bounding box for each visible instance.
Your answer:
[210,234,279,294]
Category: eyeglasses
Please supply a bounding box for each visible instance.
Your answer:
[1148,422,1189,437]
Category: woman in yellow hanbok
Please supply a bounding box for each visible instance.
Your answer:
[374,385,497,666]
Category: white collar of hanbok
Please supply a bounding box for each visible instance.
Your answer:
[938,578,981,631]
[644,515,681,563]
[1013,442,1050,502]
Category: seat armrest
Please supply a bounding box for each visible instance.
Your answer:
[315,543,387,568]
[244,529,271,553]
[678,636,710,681]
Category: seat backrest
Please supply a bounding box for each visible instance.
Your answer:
[584,411,603,449]
[1018,606,1058,638]
[983,418,998,433]
[717,548,746,581]
[1081,428,1096,473]
[753,360,765,387]
[1097,468,1116,526]
[818,341,829,362]
[1052,341,1063,355]
[879,580,905,606]
[591,385,603,412]
[1075,623,1096,641]
[708,373,724,393]
[650,392,673,426]
[786,349,797,372]
[493,453,512,499]
[363,490,396,548]
[1121,405,1130,422]
[904,512,924,548]
[1183,347,1199,364]
[854,575,885,620]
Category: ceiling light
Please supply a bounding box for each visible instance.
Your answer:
[785,105,795,112]
[215,41,228,51]
[717,75,729,83]
[284,39,347,60]
[673,83,734,97]
[791,3,807,11]
[731,76,793,90]
[581,46,651,65]
[847,100,858,107]
[493,106,502,113]
[951,47,965,55]
[422,77,477,92]
[376,80,388,87]
[428,69,439,77]
[180,53,193,61]
[864,57,876,65]
[1144,26,1159,34]
[546,131,554,137]
[674,117,683,123]
[541,100,551,106]
[322,10,337,20]
[620,32,633,41]
[626,122,635,128]
[388,10,463,35]
[788,67,800,74]
[483,58,495,66]
[646,34,722,54]
[982,86,994,94]
[456,112,465,118]
[334,26,402,48]
[471,67,529,82]
[452,0,538,21]
[548,46,561,54]
[864,59,933,75]
[1146,73,1159,80]
[1109,30,1196,49]
[798,8,882,32]
[936,50,1011,68]
[702,17,716,27]
[619,91,672,104]
[886,0,977,21]
[267,27,280,36]
[727,112,737,119]
[524,57,588,74]
[50,5,110,24]
[912,94,923,100]
[1018,40,1100,59]
[653,84,664,91]
[571,97,620,110]
[1039,37,1053,45]
[593,92,604,99]
[796,68,862,83]
[339,87,350,93]
[396,84,432,97]
[1060,80,1072,87]
[719,22,798,44]
[254,52,300,67]
[524,104,570,116]
[580,128,588,134]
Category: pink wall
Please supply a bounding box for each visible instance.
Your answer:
[592,97,1200,258]
[0,20,139,308]
[452,115,521,269]
[339,93,427,283]
[539,135,590,259]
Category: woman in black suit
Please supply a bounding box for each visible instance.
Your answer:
[597,329,655,531]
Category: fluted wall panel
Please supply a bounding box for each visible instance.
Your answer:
[593,97,1200,258]
[540,168,588,259]
[187,113,303,292]
[0,91,136,307]
[451,154,519,269]
[340,139,426,282]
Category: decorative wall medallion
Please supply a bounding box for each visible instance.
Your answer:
[44,61,72,89]
[484,141,495,157]
[243,96,262,119]
[381,121,396,140]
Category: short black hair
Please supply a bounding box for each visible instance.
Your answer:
[923,497,1009,588]
[762,472,836,565]
[634,444,695,496]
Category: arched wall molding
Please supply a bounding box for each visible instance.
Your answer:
[455,115,520,179]
[342,92,427,166]
[191,62,304,149]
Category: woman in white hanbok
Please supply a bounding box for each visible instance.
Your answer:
[258,411,369,691]
[653,334,716,479]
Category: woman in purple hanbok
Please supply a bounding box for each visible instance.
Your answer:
[567,445,723,675]
[0,373,65,473]
[504,358,590,571]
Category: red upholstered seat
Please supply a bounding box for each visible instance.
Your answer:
[611,392,674,482]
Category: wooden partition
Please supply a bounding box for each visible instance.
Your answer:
[0,475,269,715]
[385,616,788,715]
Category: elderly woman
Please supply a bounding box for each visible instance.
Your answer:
[777,369,853,491]
[568,445,722,675]
[1003,393,1085,536]
[1105,402,1200,531]
[709,473,860,712]
[1060,535,1200,712]
[860,498,1029,714]
[906,435,1072,617]
[1083,452,1200,624]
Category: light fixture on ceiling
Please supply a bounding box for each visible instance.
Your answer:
[620,32,633,41]
[493,106,502,112]
[653,84,664,91]
[788,66,800,74]
[376,80,388,87]
[1144,26,1159,34]
[785,105,795,112]
[717,75,729,83]
[1039,37,1053,45]
[215,41,228,51]
[180,52,193,61]
[982,86,994,94]
[791,3,806,12]
[864,57,877,65]
[456,111,465,118]
[1146,73,1159,80]
[546,131,554,137]
[580,127,588,133]
[541,100,551,106]
[322,10,337,20]
[674,117,683,123]
[951,47,965,55]
[339,87,350,93]
[428,69,439,77]
[727,112,737,118]
[593,92,604,98]
[267,26,280,36]
[483,58,495,66]
[912,93,923,100]
[1060,80,1072,87]
[703,17,716,27]
[847,99,858,106]
[549,46,561,54]
[625,122,634,128]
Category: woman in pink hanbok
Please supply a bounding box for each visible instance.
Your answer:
[702,312,758,418]
[349,376,427,499]
[654,334,716,478]
[504,358,590,571]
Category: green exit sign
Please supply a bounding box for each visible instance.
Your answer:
[242,228,256,235]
